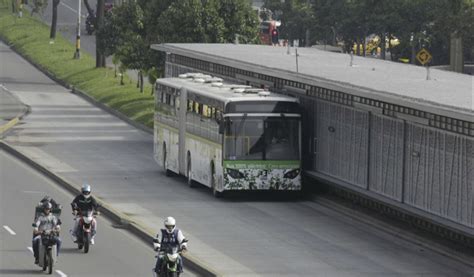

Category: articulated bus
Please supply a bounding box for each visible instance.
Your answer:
[154,73,301,197]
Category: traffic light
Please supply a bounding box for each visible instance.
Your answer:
[271,29,279,45]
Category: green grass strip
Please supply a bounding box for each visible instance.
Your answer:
[0,1,154,128]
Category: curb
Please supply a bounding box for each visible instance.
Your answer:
[0,83,30,137]
[0,141,220,277]
[0,117,19,135]
[312,195,474,268]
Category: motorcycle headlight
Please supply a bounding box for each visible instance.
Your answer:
[167,253,179,262]
[283,168,300,179]
[84,216,93,224]
[226,168,244,179]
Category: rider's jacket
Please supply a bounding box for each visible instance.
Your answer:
[34,213,60,233]
[158,229,186,249]
[71,195,99,212]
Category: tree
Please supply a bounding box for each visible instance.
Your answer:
[96,0,106,67]
[218,0,259,43]
[30,0,47,16]
[83,0,94,16]
[50,0,60,39]
[202,0,225,43]
[147,67,159,95]
[157,0,206,42]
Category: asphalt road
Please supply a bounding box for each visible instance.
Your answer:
[38,0,95,57]
[0,150,199,277]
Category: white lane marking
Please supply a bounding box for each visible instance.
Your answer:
[3,225,16,235]
[23,190,44,194]
[60,2,86,18]
[56,270,68,277]
[27,247,34,253]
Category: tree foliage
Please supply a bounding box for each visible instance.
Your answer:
[97,0,259,89]
[264,0,474,65]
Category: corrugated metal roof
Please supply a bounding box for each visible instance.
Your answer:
[152,43,474,121]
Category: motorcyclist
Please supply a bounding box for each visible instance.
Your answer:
[70,183,100,244]
[35,195,61,221]
[153,216,188,275]
[32,202,62,264]
[85,10,96,35]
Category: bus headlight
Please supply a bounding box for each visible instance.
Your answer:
[283,169,300,179]
[226,168,245,179]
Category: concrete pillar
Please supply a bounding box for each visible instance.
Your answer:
[450,33,463,73]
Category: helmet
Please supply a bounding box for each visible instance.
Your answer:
[164,217,176,233]
[82,183,91,198]
[43,201,52,214]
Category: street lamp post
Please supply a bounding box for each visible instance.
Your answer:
[73,0,81,59]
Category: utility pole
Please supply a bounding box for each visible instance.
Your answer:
[73,0,81,59]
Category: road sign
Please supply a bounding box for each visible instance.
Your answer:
[416,48,432,65]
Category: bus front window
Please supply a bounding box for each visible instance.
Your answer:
[264,118,299,160]
[225,117,265,160]
[224,117,300,161]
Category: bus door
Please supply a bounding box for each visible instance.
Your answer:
[178,88,187,174]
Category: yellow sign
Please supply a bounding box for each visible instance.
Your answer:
[416,48,432,65]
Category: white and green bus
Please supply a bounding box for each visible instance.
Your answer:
[154,73,301,197]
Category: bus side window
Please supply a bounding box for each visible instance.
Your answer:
[203,105,210,118]
[198,104,204,116]
[194,102,200,114]
[166,94,171,105]
[187,100,194,112]
[210,107,216,118]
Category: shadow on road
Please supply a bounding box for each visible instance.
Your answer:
[0,269,41,274]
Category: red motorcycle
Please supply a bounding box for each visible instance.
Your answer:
[73,209,99,253]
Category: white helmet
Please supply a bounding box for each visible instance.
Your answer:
[164,216,176,233]
[82,183,91,199]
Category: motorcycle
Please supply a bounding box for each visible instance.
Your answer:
[38,229,59,274]
[85,13,95,35]
[73,209,98,253]
[153,239,188,277]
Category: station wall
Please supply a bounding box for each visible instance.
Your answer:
[163,57,474,231]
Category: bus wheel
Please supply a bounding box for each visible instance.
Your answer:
[187,155,196,188]
[211,165,222,198]
[163,145,172,177]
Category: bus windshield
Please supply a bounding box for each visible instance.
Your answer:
[224,117,299,161]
